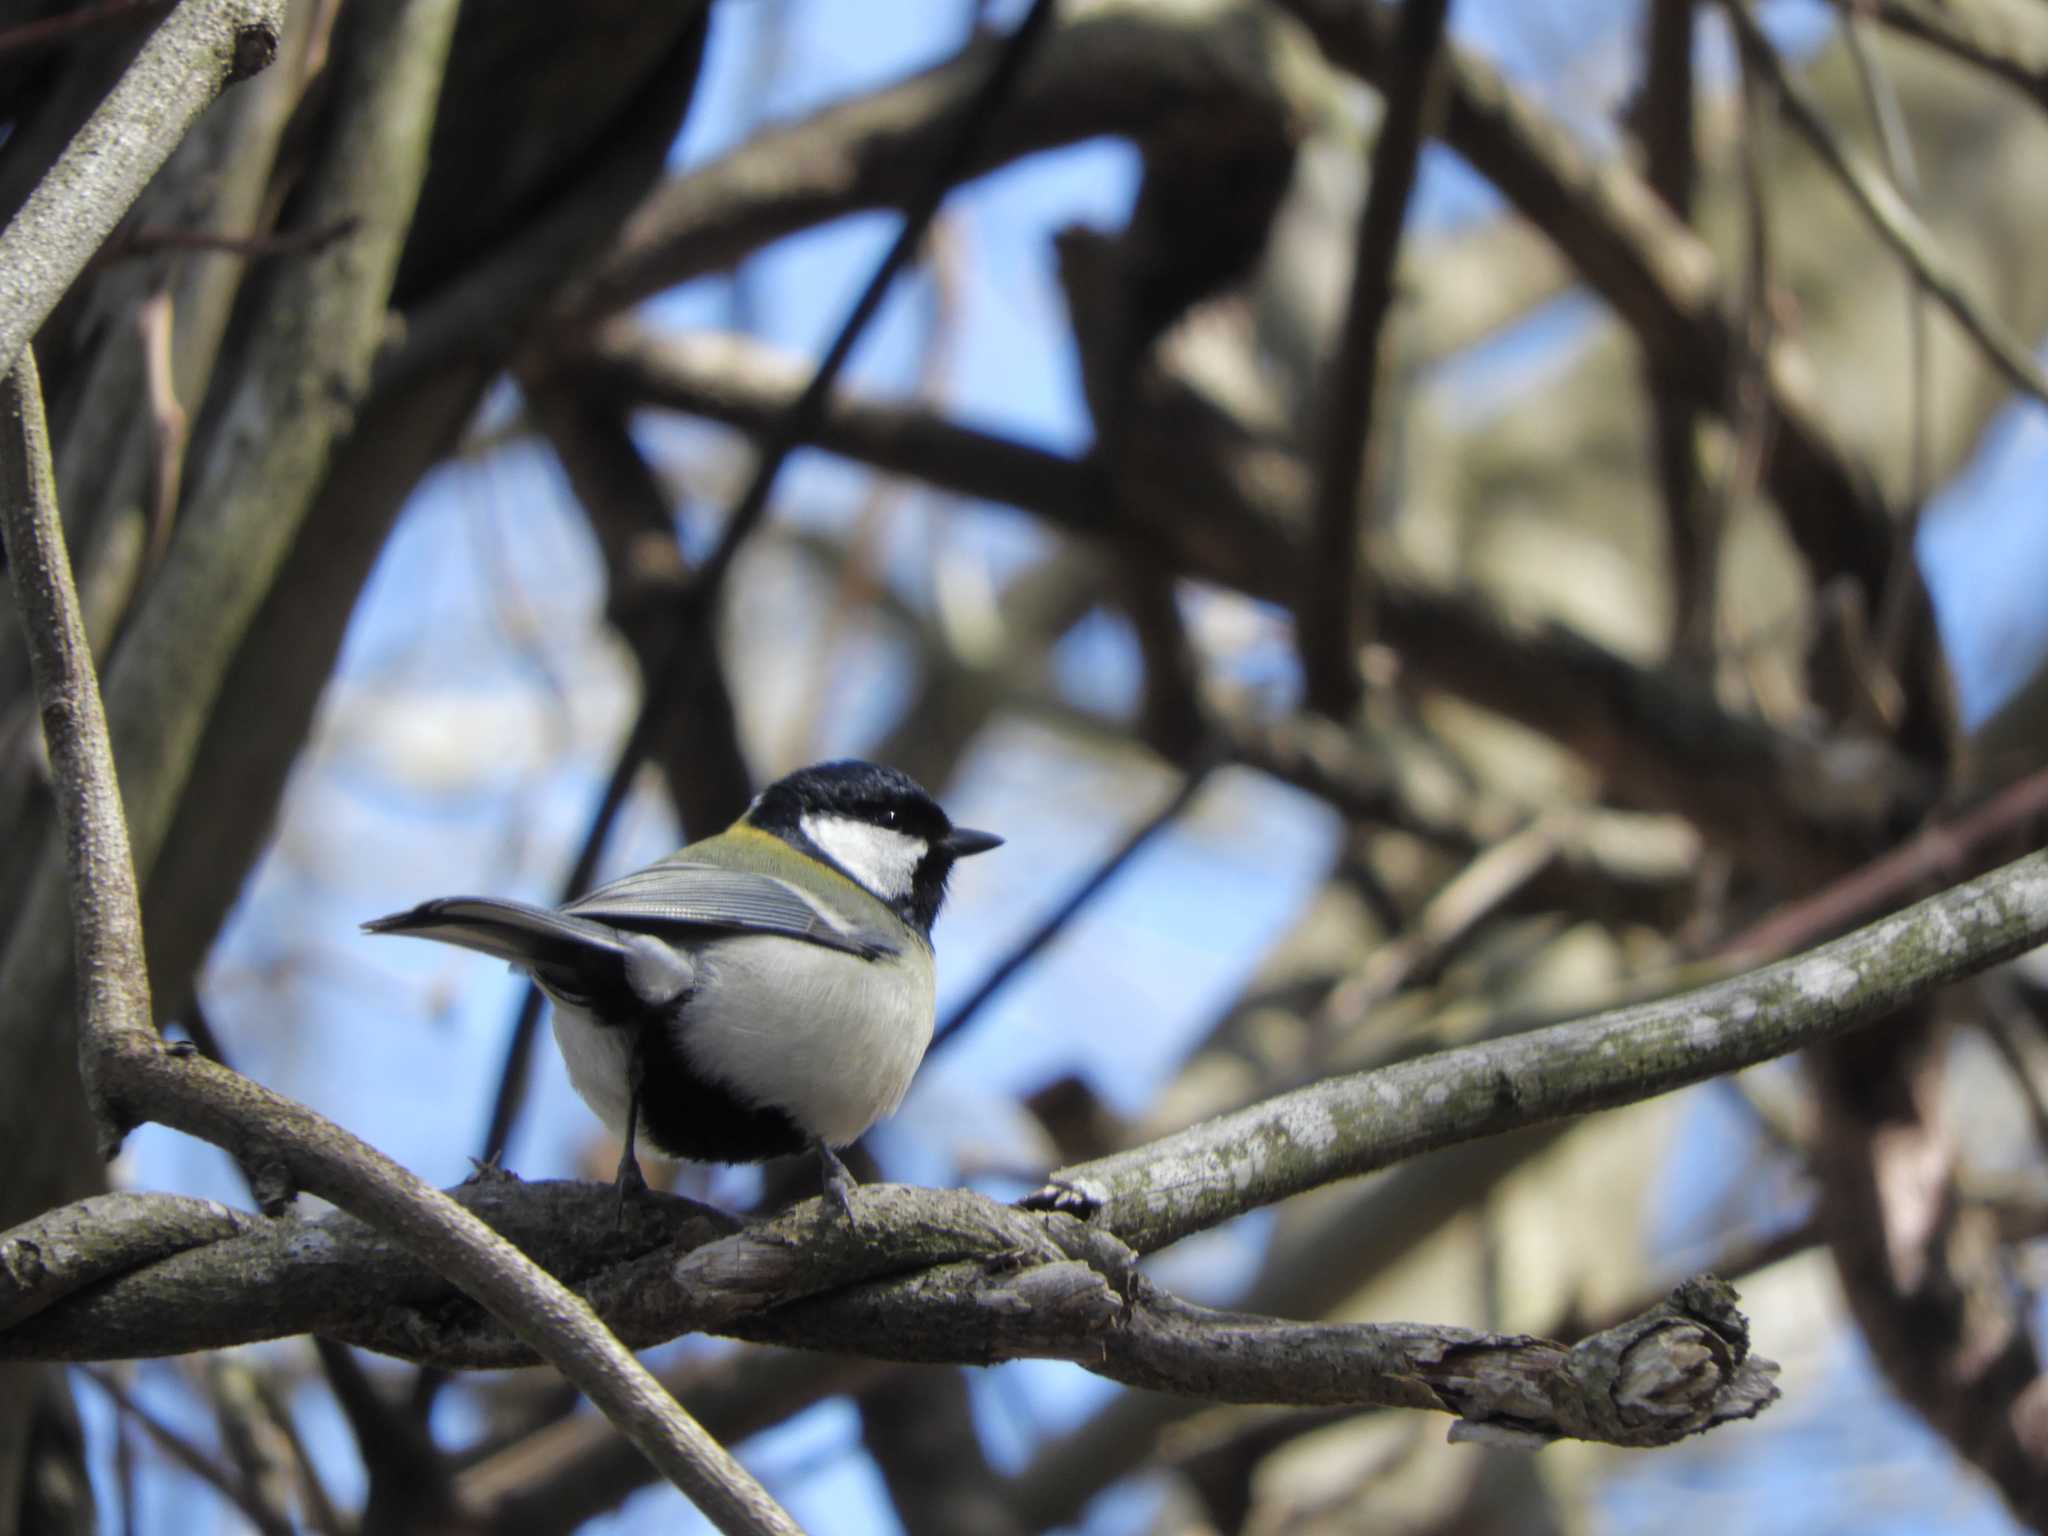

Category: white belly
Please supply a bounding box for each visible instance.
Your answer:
[680,934,936,1146]
[546,934,936,1151]
[550,1002,640,1143]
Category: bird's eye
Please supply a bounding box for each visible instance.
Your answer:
[879,808,899,826]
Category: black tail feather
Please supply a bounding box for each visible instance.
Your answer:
[363,896,629,975]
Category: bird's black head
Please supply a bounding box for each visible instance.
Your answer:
[746,760,1002,937]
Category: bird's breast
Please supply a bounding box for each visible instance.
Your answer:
[675,934,937,1147]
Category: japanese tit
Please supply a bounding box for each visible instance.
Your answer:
[365,760,1001,1214]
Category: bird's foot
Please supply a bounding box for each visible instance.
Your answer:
[816,1141,861,1229]
[612,1146,649,1229]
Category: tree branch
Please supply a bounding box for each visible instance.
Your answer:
[0,0,285,379]
[1299,0,1449,717]
[0,354,153,1151]
[1272,0,1901,602]
[0,1180,1776,1450]
[1824,0,2048,121]
[1718,0,2048,408]
[1033,843,2048,1251]
[564,0,1308,323]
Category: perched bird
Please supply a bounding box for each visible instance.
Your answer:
[365,760,1001,1215]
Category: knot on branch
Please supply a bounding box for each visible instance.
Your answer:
[228,20,281,83]
[1561,1275,1781,1446]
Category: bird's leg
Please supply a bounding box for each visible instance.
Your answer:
[815,1139,860,1227]
[613,1031,649,1228]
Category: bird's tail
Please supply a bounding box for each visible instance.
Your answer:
[363,897,630,975]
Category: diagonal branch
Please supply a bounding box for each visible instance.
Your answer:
[594,324,1925,869]
[0,0,286,378]
[564,0,1305,322]
[1718,0,2048,408]
[1824,0,2048,119]
[1033,842,2048,1251]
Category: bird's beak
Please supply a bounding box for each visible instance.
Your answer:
[942,826,1003,858]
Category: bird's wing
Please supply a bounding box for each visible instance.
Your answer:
[364,897,702,1011]
[563,860,899,959]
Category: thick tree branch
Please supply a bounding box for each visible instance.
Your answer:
[9,851,2047,1439]
[0,354,152,1151]
[0,1180,1775,1450]
[0,0,285,378]
[564,0,1308,323]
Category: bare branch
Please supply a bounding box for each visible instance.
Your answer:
[0,0,286,378]
[565,0,1308,323]
[932,760,1217,1052]
[0,353,152,1151]
[1826,0,2048,116]
[598,322,1925,873]
[0,1181,1776,1450]
[1273,0,1902,602]
[1035,844,2048,1250]
[1813,1006,2048,1526]
[1299,0,1449,716]
[1718,0,2048,408]
[6,325,798,1536]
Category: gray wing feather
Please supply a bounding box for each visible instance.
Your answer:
[563,861,898,959]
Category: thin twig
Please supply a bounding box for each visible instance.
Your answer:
[99,216,360,266]
[1317,809,1573,1032]
[1826,0,2048,115]
[248,1369,347,1536]
[1298,0,1450,718]
[693,0,1057,597]
[1840,11,1934,693]
[932,759,1217,1052]
[1717,761,2048,960]
[1717,0,2048,407]
[135,290,187,574]
[79,1366,287,1535]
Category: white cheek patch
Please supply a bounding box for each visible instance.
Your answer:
[801,813,927,902]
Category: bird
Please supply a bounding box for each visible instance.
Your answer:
[364,760,1001,1219]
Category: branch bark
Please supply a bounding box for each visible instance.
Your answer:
[0,0,285,378]
[1035,843,2048,1250]
[0,1179,1778,1451]
[1298,0,1449,716]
